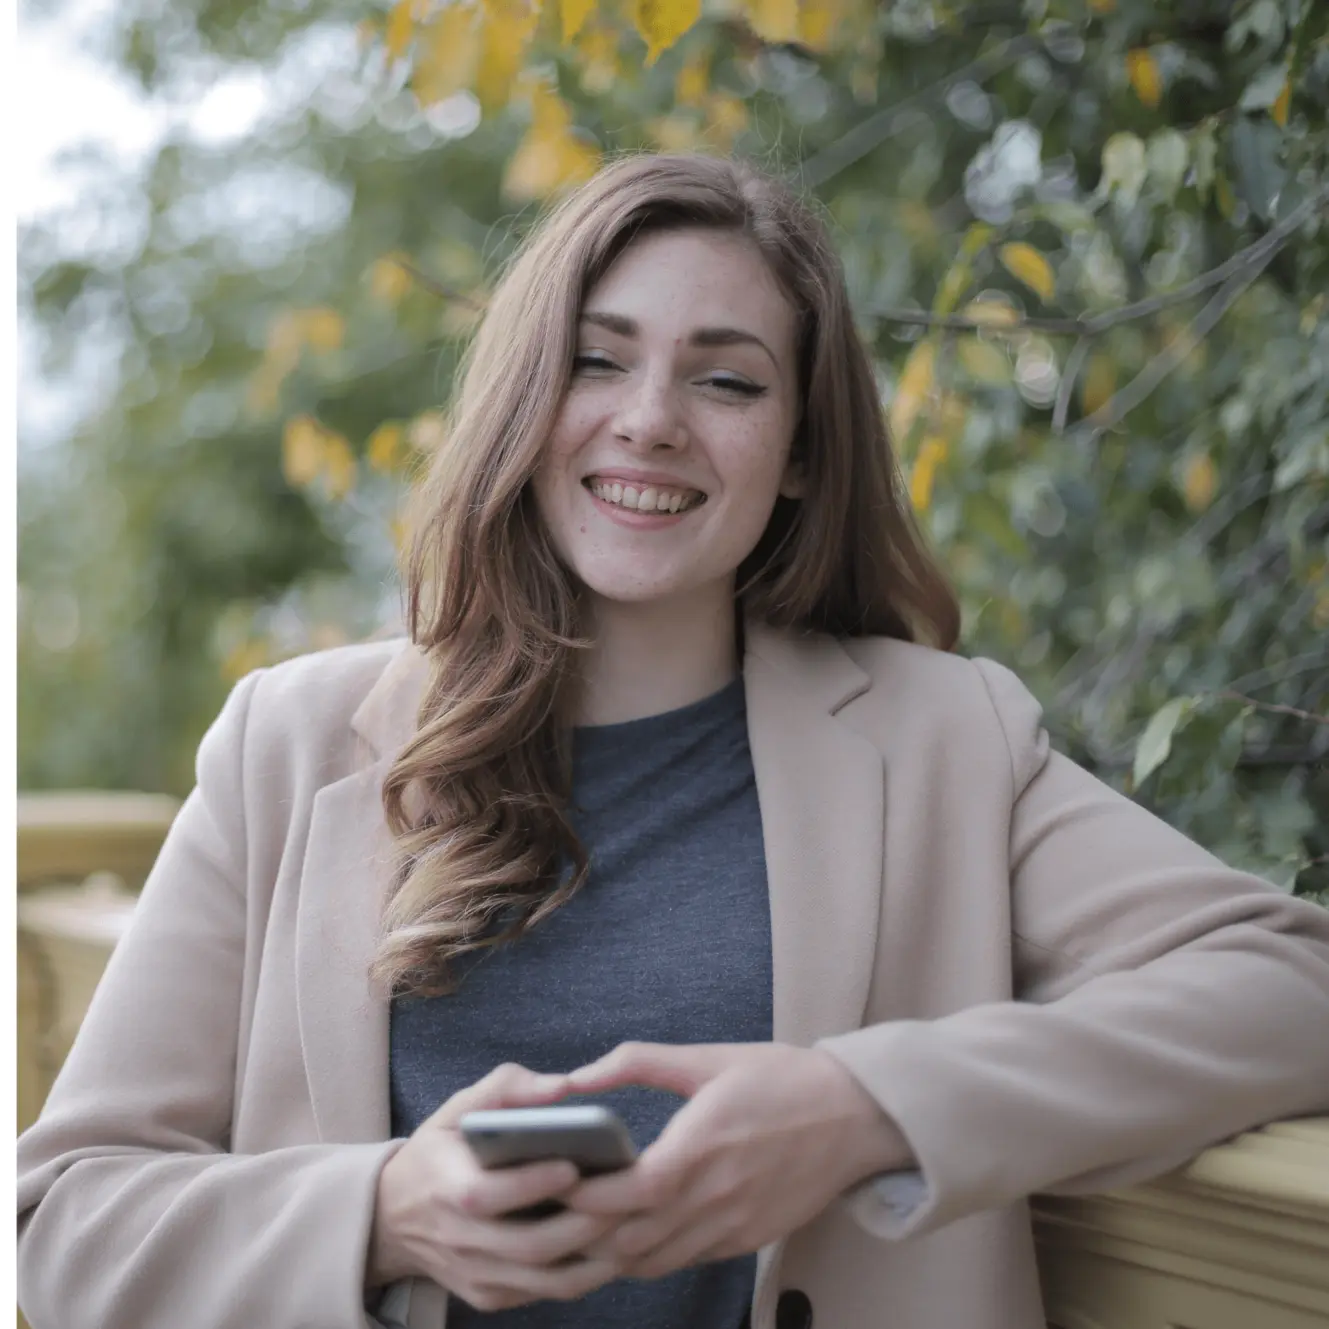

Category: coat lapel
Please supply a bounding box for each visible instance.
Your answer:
[743,620,886,1048]
[296,640,428,1145]
[743,621,887,1324]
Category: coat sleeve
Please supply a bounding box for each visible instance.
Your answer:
[16,670,404,1329]
[818,656,1329,1240]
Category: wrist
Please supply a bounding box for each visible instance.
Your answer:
[366,1142,416,1290]
[812,1048,914,1185]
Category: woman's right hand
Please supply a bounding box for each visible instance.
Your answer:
[367,1063,627,1312]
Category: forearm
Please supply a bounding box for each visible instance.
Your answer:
[820,939,1329,1238]
[18,1142,400,1329]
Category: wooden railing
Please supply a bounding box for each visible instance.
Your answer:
[15,792,1329,1328]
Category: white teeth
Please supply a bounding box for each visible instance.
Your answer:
[588,479,702,513]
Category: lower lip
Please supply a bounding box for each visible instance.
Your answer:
[585,487,699,529]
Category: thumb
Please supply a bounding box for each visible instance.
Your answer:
[566,1041,748,1098]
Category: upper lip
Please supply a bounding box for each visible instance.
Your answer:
[583,469,705,493]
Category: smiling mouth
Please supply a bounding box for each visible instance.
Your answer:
[583,478,707,514]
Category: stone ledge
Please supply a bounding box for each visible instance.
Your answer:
[17,791,180,890]
[1034,1118,1329,1328]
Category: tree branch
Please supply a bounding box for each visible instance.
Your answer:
[1064,185,1329,446]
[799,33,1042,190]
[1216,691,1329,726]
[391,257,486,310]
[1051,333,1091,433]
[870,183,1329,352]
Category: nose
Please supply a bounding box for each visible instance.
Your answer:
[610,368,687,451]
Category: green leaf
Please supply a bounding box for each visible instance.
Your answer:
[1133,696,1195,787]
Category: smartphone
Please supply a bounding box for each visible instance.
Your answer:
[460,1105,637,1219]
[461,1104,637,1174]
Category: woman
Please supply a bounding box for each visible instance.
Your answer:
[16,154,1329,1329]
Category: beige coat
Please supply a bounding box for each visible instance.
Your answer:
[17,622,1329,1329]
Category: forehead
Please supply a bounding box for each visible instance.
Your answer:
[584,227,795,345]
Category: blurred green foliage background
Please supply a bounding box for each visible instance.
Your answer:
[17,0,1329,900]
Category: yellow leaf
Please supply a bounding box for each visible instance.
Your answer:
[321,432,358,499]
[933,260,972,317]
[798,0,846,51]
[1313,589,1329,633]
[1181,452,1217,513]
[674,47,709,107]
[704,93,748,149]
[961,298,1019,329]
[1271,77,1291,127]
[1089,0,1114,10]
[1080,352,1117,416]
[385,0,415,61]
[367,422,406,473]
[413,5,480,104]
[266,310,305,373]
[635,0,701,64]
[575,23,621,93]
[999,242,1055,303]
[1126,48,1162,110]
[300,307,345,353]
[369,254,415,305]
[648,113,703,153]
[408,411,449,452]
[958,222,995,260]
[1215,173,1236,219]
[743,0,798,43]
[957,337,1010,384]
[475,0,538,112]
[890,340,936,444]
[503,84,602,199]
[909,436,948,511]
[282,415,325,489]
[561,0,597,42]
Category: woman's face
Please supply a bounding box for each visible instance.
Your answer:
[533,227,802,615]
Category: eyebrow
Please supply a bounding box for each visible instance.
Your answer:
[580,310,779,372]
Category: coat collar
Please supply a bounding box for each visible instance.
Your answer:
[347,617,874,759]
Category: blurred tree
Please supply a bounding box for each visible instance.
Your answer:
[17,0,1329,898]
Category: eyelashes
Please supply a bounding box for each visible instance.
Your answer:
[571,354,768,399]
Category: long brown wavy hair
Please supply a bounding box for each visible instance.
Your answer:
[373,153,959,999]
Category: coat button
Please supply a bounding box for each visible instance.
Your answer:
[776,1289,813,1329]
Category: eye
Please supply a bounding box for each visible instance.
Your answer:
[573,352,620,374]
[703,374,767,399]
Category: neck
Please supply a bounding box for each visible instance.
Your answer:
[573,586,740,726]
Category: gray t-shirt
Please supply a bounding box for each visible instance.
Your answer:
[389,677,773,1328]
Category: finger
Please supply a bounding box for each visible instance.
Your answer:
[565,1042,739,1097]
[451,1155,582,1220]
[446,1252,624,1313]
[431,1063,571,1128]
[627,1208,746,1281]
[566,1149,690,1217]
[460,1209,618,1266]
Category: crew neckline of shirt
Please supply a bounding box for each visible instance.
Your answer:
[572,675,745,747]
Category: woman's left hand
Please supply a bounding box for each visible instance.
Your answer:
[560,1042,913,1279]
